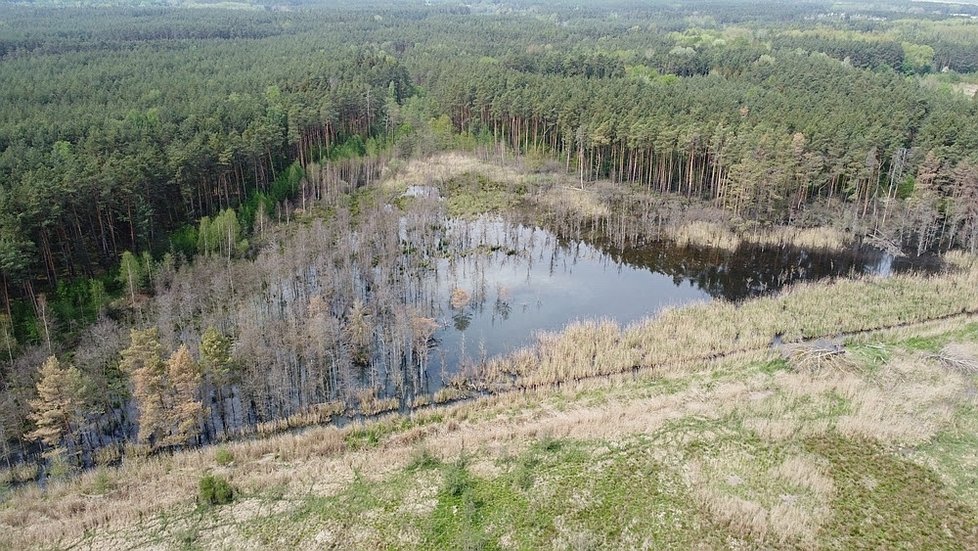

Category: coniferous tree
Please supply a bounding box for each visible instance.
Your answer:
[27,356,85,459]
[119,328,167,447]
[164,345,203,447]
[201,327,237,433]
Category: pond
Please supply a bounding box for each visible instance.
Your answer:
[416,214,939,388]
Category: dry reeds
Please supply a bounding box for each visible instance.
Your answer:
[745,225,848,251]
[672,221,742,251]
[782,340,858,374]
[534,186,611,219]
[246,400,346,439]
[656,221,847,253]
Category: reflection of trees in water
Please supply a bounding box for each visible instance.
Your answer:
[607,241,882,301]
[539,221,938,301]
[452,310,473,332]
[494,298,512,321]
[428,215,943,387]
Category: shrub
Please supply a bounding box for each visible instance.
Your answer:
[95,443,123,467]
[90,468,115,495]
[406,447,441,471]
[214,447,234,467]
[198,474,234,506]
[443,455,473,498]
[46,454,77,480]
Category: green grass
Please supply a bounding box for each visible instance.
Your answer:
[344,413,445,451]
[911,403,978,510]
[442,172,523,218]
[214,447,234,467]
[809,435,978,549]
[241,434,739,549]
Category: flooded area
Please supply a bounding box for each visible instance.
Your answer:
[416,214,938,388]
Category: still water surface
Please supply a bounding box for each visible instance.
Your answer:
[419,216,937,383]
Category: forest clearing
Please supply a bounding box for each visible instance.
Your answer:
[3,152,978,549]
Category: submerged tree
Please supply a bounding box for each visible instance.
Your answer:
[201,327,235,384]
[200,327,237,433]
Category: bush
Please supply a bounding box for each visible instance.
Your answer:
[90,468,115,495]
[198,474,234,506]
[406,447,441,472]
[46,454,77,480]
[442,455,473,498]
[214,447,234,467]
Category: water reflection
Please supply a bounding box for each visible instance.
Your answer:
[601,237,941,301]
[423,216,940,382]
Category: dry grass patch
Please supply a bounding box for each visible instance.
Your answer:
[685,444,834,547]
[383,153,524,193]
[534,185,611,219]
[933,342,978,373]
[836,356,964,445]
[671,220,742,251]
[737,350,970,447]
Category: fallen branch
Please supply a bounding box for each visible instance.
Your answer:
[782,339,857,373]
[931,344,978,374]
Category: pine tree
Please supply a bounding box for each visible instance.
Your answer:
[164,345,203,446]
[201,327,234,384]
[200,327,236,433]
[27,356,85,458]
[119,328,167,446]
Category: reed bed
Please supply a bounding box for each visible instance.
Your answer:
[744,225,849,251]
[667,221,849,252]
[534,186,611,219]
[671,220,743,251]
